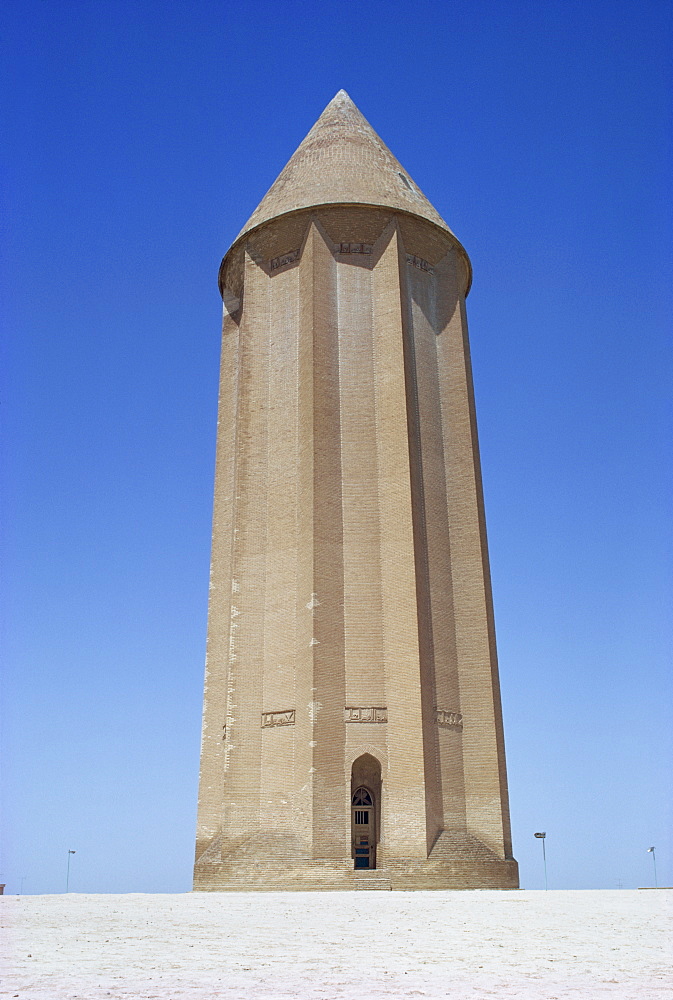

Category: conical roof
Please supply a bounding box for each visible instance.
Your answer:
[236,90,454,241]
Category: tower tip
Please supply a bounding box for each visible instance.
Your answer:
[233,88,454,243]
[324,89,356,111]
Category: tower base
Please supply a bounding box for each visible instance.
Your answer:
[193,831,519,891]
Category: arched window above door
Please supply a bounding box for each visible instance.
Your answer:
[352,787,373,806]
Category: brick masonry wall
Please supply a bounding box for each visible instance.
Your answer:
[195,204,517,889]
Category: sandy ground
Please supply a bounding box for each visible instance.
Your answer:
[1,889,671,999]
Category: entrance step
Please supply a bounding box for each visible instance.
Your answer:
[346,869,392,890]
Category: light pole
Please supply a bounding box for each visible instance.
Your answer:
[66,850,76,892]
[647,847,658,888]
[534,832,547,890]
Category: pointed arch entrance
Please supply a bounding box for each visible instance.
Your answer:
[350,754,382,870]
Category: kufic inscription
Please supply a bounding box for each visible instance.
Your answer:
[435,708,463,729]
[406,253,434,274]
[270,250,300,270]
[261,709,296,728]
[344,706,387,723]
[339,242,373,255]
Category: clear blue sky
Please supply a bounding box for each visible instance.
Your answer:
[2,0,671,894]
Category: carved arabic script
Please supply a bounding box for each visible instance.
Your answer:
[406,253,434,274]
[344,706,387,723]
[435,709,463,729]
[339,242,373,255]
[270,250,300,270]
[261,709,296,728]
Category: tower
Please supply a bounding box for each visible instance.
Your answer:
[194,91,518,890]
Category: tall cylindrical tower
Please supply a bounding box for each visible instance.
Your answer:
[194,91,518,889]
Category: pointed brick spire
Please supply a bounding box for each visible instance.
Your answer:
[237,90,454,241]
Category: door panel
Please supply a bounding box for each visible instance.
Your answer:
[352,786,376,868]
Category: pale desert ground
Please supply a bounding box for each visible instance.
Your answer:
[1,889,671,1000]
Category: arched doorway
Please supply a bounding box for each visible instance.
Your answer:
[351,754,382,870]
[352,786,375,868]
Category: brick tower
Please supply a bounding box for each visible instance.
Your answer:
[194,91,518,890]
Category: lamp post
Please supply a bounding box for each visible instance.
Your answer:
[66,850,76,893]
[647,847,658,888]
[534,832,547,890]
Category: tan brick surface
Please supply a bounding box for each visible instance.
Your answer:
[195,92,517,889]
